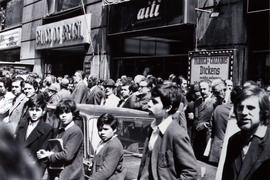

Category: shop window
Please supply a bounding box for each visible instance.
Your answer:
[46,0,85,15]
[0,0,23,30]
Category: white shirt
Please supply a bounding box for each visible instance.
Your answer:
[148,115,173,151]
[64,121,75,131]
[26,120,40,139]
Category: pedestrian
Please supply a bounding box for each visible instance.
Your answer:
[3,77,28,134]
[222,85,270,180]
[100,79,120,107]
[71,70,88,104]
[90,113,126,180]
[0,77,14,121]
[37,99,84,180]
[16,93,53,174]
[137,82,198,180]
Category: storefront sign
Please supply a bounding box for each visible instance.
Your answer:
[136,0,161,21]
[36,14,91,49]
[0,27,21,50]
[108,0,196,34]
[188,50,235,84]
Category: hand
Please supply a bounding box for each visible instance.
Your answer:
[196,122,210,131]
[37,149,54,159]
[188,113,194,120]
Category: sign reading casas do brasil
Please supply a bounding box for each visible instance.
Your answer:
[36,14,91,50]
[188,50,235,84]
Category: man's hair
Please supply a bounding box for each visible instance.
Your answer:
[12,77,25,88]
[26,93,47,110]
[0,77,11,91]
[97,113,118,131]
[211,79,225,91]
[232,85,270,125]
[75,70,85,80]
[55,99,77,117]
[151,82,184,115]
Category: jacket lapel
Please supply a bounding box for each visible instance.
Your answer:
[25,120,44,146]
[238,136,265,180]
[9,94,25,115]
[151,132,162,180]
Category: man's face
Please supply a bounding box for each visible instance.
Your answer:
[139,81,150,94]
[226,80,233,91]
[0,82,6,96]
[59,111,73,127]
[121,85,130,99]
[73,72,81,83]
[12,81,22,97]
[147,97,166,122]
[98,124,115,142]
[28,106,44,122]
[105,87,113,96]
[24,83,36,98]
[236,96,261,132]
[200,82,211,99]
[213,83,226,100]
[181,79,188,89]
[266,86,270,96]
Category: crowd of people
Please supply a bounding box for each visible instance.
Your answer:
[0,68,270,180]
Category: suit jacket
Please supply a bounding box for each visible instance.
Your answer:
[90,136,126,180]
[84,85,105,105]
[138,120,198,180]
[0,92,15,121]
[71,81,88,104]
[48,123,84,180]
[6,93,28,134]
[56,88,71,101]
[222,125,270,180]
[209,103,232,163]
[16,118,53,171]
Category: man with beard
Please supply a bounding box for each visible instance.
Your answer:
[0,77,14,121]
[222,85,270,180]
[137,82,198,180]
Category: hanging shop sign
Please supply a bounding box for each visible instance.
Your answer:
[108,0,196,34]
[188,49,236,84]
[0,27,21,50]
[36,14,91,50]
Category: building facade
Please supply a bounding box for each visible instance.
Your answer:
[0,0,269,85]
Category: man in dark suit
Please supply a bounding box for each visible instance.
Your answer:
[16,93,53,173]
[222,85,270,180]
[84,75,104,105]
[71,70,88,104]
[137,82,198,180]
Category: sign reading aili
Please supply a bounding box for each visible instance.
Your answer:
[36,14,91,50]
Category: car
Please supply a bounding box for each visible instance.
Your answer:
[47,104,154,180]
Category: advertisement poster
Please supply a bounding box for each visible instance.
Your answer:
[188,50,235,84]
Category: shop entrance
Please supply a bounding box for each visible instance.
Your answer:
[109,25,195,80]
[44,51,84,77]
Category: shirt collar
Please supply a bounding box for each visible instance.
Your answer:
[29,119,40,126]
[254,124,268,139]
[151,115,173,135]
[64,121,74,131]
